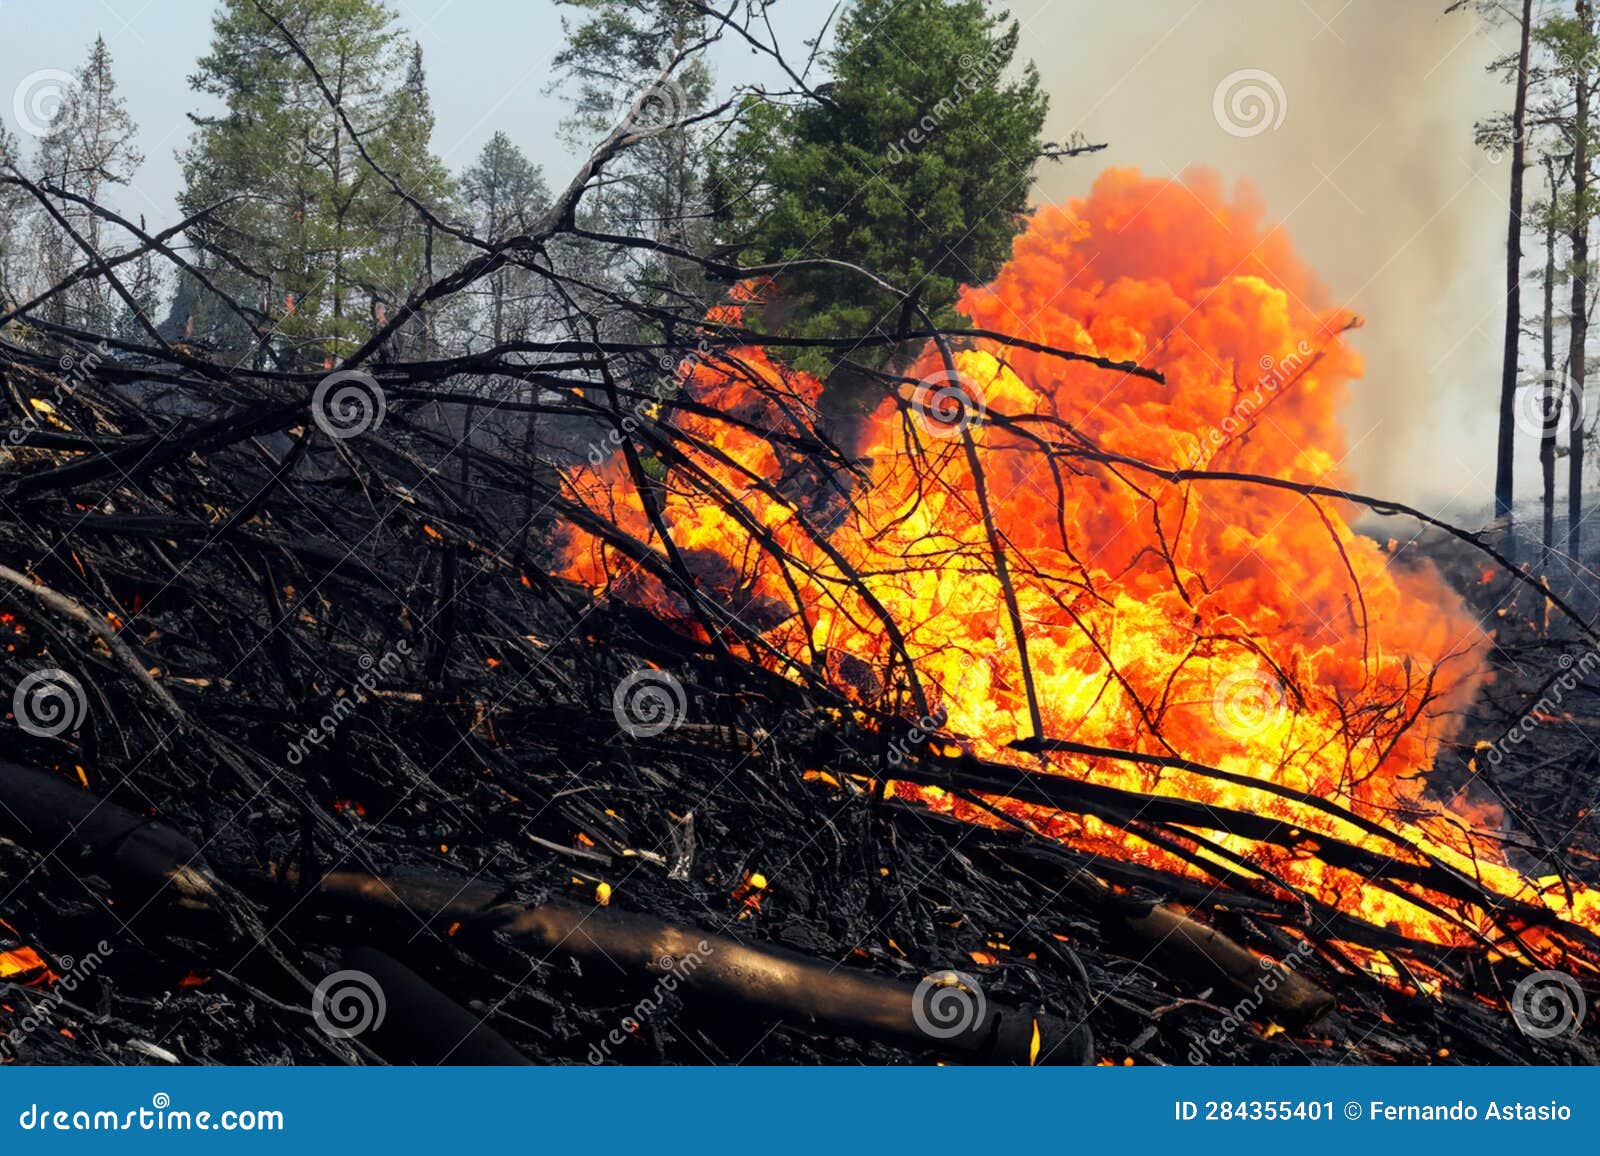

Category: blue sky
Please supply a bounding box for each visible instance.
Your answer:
[0,0,824,230]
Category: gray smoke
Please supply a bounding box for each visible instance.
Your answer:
[1020,0,1509,510]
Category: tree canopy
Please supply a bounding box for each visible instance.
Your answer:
[720,0,1048,379]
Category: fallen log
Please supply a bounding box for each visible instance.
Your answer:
[1120,899,1332,1024]
[279,864,1094,1065]
[0,759,220,916]
[339,947,530,1066]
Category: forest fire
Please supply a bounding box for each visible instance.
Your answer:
[559,168,1600,961]
[15,0,1600,1084]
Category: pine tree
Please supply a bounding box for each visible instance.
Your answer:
[0,127,31,311]
[358,41,459,360]
[1457,0,1537,526]
[178,0,449,365]
[461,131,549,348]
[721,0,1047,382]
[1539,3,1599,564]
[553,0,716,305]
[114,221,163,343]
[33,35,144,330]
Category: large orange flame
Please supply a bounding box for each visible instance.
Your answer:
[559,168,1600,957]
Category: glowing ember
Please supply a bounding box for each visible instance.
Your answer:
[558,167,1600,958]
[0,946,52,983]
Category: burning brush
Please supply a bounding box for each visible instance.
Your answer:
[557,168,1600,988]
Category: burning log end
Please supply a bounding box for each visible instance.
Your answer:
[1119,901,1333,1026]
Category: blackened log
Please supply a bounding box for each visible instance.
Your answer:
[1121,901,1332,1024]
[340,947,529,1066]
[0,760,220,916]
[286,865,1091,1065]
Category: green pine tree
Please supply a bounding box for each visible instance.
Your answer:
[721,0,1047,382]
[178,0,450,366]
[33,35,144,330]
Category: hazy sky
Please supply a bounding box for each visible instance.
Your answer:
[1,0,1520,511]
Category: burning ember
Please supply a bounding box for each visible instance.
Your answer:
[561,168,1597,962]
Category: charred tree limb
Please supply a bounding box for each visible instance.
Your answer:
[275,864,1092,1065]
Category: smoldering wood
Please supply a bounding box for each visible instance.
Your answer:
[273,864,1091,1065]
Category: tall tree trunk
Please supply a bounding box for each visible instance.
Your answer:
[1542,167,1561,563]
[1496,0,1535,524]
[1569,1,1592,564]
[423,223,435,360]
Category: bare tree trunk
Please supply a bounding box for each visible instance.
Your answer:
[1569,1,1592,564]
[1543,165,1561,563]
[1496,0,1535,523]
